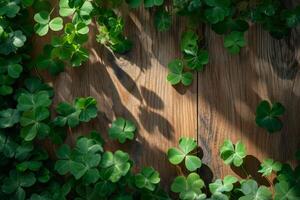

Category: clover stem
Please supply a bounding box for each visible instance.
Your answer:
[176,166,184,176]
[265,176,274,195]
[34,67,42,80]
[69,126,73,137]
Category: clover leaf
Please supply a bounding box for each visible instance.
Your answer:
[0,0,20,18]
[0,30,27,55]
[34,11,63,36]
[180,31,198,53]
[135,167,160,191]
[220,139,246,167]
[255,100,285,133]
[209,175,238,196]
[171,173,206,200]
[275,180,300,200]
[0,108,20,128]
[167,59,193,86]
[0,132,18,158]
[108,117,136,143]
[127,0,143,8]
[239,179,272,200]
[17,91,52,111]
[204,0,231,24]
[224,31,246,54]
[184,49,209,71]
[1,170,36,200]
[154,10,172,32]
[144,0,164,8]
[99,150,131,182]
[20,107,50,141]
[53,97,98,128]
[53,102,81,127]
[167,137,201,171]
[274,164,300,200]
[55,137,103,184]
[258,158,282,176]
[74,97,98,122]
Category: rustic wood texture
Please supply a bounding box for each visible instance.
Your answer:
[198,25,300,180]
[33,3,300,187]
[34,7,198,185]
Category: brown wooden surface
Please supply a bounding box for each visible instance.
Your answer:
[34,4,300,188]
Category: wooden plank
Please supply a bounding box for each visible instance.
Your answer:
[197,25,300,180]
[34,7,198,185]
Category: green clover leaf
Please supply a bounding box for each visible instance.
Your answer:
[255,100,285,133]
[74,97,98,122]
[17,91,52,112]
[180,30,198,53]
[53,97,98,128]
[53,102,81,127]
[167,137,201,171]
[154,9,172,32]
[171,173,206,200]
[0,108,20,128]
[275,180,300,200]
[0,133,18,158]
[0,0,20,18]
[167,59,193,86]
[108,117,136,143]
[34,11,63,36]
[209,175,238,196]
[135,167,160,191]
[204,0,231,24]
[1,170,36,200]
[258,158,282,176]
[99,150,131,183]
[220,139,246,167]
[184,49,209,71]
[144,0,164,8]
[55,137,103,183]
[20,107,50,141]
[224,31,246,54]
[239,179,272,200]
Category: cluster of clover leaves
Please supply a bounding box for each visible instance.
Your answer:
[0,0,299,200]
[167,137,300,200]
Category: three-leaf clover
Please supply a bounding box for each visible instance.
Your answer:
[167,137,201,171]
[20,107,50,141]
[184,49,209,71]
[171,173,206,200]
[135,167,160,191]
[108,118,136,143]
[224,31,246,54]
[99,150,131,182]
[255,100,285,133]
[1,170,36,200]
[167,59,193,86]
[204,0,231,24]
[0,0,20,18]
[209,175,238,197]
[55,137,103,184]
[0,133,18,158]
[220,139,246,167]
[239,179,272,200]
[258,158,282,176]
[17,91,52,111]
[53,97,98,128]
[34,11,64,36]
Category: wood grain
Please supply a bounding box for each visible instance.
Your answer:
[197,24,300,180]
[34,7,198,186]
[32,1,300,189]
